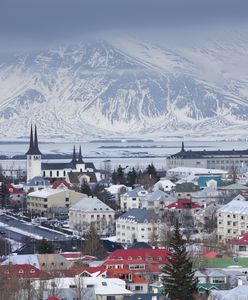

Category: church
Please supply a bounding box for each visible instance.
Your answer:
[26,125,101,184]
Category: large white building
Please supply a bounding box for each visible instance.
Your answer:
[116,208,163,244]
[217,198,248,241]
[167,142,248,171]
[69,196,115,235]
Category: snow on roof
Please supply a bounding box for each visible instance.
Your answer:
[36,277,132,296]
[144,190,175,202]
[28,188,63,198]
[2,254,40,267]
[210,285,248,299]
[70,196,114,212]
[167,167,227,175]
[105,185,129,194]
[218,199,248,214]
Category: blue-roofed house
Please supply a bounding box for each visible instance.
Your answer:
[197,176,224,188]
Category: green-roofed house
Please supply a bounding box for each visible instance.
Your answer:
[174,182,201,199]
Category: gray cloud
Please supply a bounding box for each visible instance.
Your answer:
[0,0,247,50]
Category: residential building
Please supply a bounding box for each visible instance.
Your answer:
[27,188,86,217]
[141,190,176,213]
[217,199,248,241]
[153,179,175,192]
[120,187,149,212]
[116,208,164,244]
[167,142,248,171]
[69,196,115,235]
[105,184,130,203]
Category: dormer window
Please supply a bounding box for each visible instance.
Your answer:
[128,256,132,260]
[19,269,24,274]
[30,269,35,273]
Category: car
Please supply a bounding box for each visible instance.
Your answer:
[0,231,6,235]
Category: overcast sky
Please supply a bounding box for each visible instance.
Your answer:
[0,0,247,51]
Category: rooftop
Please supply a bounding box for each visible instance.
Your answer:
[118,208,160,223]
[70,196,114,212]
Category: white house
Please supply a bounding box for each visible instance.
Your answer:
[120,187,149,212]
[116,208,164,244]
[69,196,115,235]
[153,178,175,192]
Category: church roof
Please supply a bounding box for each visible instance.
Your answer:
[41,162,75,170]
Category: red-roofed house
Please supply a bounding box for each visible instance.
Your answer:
[230,232,248,254]
[0,264,50,280]
[51,179,74,190]
[166,198,202,211]
[107,268,148,293]
[5,183,25,205]
[105,248,169,283]
[107,248,169,264]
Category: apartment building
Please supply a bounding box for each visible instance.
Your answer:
[120,187,148,212]
[27,188,86,217]
[69,196,115,235]
[116,208,163,244]
[217,199,248,241]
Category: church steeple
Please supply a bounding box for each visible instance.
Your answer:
[71,145,77,165]
[34,125,42,155]
[26,124,42,155]
[26,125,34,155]
[77,145,84,164]
[181,141,185,152]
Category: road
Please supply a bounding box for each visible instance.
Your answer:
[0,214,70,242]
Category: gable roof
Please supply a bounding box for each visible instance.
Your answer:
[144,190,175,202]
[166,198,202,210]
[217,199,248,214]
[52,179,73,190]
[118,208,160,223]
[67,171,97,184]
[70,197,114,212]
[26,176,50,187]
[0,264,50,279]
[230,232,248,245]
[107,248,169,264]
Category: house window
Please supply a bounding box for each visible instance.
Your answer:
[57,171,59,176]
[50,171,52,177]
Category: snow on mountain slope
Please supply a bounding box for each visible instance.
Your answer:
[0,37,248,140]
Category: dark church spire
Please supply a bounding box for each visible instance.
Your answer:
[77,145,84,164]
[181,141,185,152]
[71,145,77,165]
[34,125,42,155]
[26,124,42,155]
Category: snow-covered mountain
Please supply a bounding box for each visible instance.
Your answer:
[0,35,248,141]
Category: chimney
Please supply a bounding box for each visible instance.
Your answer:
[238,278,243,286]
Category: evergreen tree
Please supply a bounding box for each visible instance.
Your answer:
[37,238,54,254]
[83,223,106,259]
[80,179,92,196]
[111,169,118,184]
[116,165,126,184]
[162,221,197,300]
[126,167,137,187]
[146,163,160,182]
